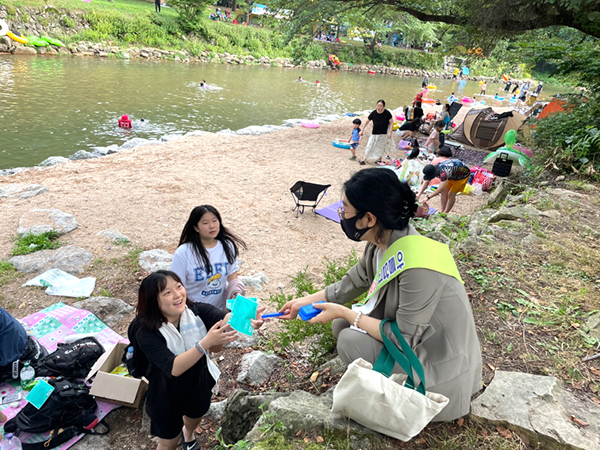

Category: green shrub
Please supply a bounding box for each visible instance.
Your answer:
[0,261,18,287]
[12,231,62,256]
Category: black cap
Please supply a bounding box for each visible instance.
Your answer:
[422,164,439,181]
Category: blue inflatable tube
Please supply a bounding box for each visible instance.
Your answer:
[332,139,352,149]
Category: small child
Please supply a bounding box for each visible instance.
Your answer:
[424,121,444,154]
[480,82,487,95]
[348,118,362,161]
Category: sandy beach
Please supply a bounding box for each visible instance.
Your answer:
[0,112,489,301]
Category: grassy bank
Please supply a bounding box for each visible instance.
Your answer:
[1,0,444,68]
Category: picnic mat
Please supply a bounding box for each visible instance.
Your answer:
[0,302,127,448]
[316,199,342,223]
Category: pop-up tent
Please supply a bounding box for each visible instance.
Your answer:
[448,107,526,150]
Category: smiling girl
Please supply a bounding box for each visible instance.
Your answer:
[135,270,263,450]
[171,205,246,310]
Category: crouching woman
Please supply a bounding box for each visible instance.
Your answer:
[280,168,482,422]
[136,270,263,450]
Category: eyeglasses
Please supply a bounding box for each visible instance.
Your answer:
[337,207,358,220]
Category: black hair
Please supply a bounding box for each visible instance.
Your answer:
[377,99,386,107]
[437,146,453,157]
[415,101,422,108]
[178,205,247,276]
[343,168,417,243]
[435,120,445,128]
[444,103,450,110]
[137,270,193,331]
[352,118,362,125]
[407,140,420,159]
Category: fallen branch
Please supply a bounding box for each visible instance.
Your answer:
[582,353,600,362]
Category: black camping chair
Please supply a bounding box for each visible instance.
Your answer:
[290,181,331,218]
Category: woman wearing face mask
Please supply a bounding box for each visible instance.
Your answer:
[279,168,482,422]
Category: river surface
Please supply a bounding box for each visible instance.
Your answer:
[0,55,563,169]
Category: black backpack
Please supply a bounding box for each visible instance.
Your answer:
[4,377,109,449]
[36,337,105,379]
[122,317,149,379]
[0,336,48,382]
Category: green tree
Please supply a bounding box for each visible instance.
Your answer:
[169,0,212,31]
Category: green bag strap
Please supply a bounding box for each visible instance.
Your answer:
[356,235,462,307]
[373,319,426,395]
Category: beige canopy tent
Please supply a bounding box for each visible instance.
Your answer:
[448,107,527,150]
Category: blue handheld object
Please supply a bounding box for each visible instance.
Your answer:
[299,301,324,321]
[261,312,285,319]
[226,295,258,336]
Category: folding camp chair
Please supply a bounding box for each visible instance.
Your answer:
[290,181,331,218]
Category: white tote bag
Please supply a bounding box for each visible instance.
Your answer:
[332,320,449,441]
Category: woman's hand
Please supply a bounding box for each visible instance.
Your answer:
[201,320,238,349]
[307,302,346,324]
[251,306,266,330]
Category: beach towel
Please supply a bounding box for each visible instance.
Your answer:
[315,200,342,224]
[0,303,125,449]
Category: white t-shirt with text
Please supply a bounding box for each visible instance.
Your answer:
[170,241,239,309]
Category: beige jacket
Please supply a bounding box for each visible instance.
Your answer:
[325,225,482,421]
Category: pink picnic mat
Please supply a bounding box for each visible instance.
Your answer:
[0,302,128,448]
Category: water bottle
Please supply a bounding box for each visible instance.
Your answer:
[20,362,35,391]
[125,347,134,361]
[1,433,23,450]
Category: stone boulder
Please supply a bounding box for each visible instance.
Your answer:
[471,371,600,450]
[138,249,172,272]
[38,156,69,167]
[425,230,451,245]
[246,390,385,449]
[584,312,600,342]
[237,350,282,386]
[18,209,78,237]
[0,184,48,199]
[13,46,37,55]
[220,390,289,444]
[468,209,496,237]
[120,138,163,149]
[9,245,92,274]
[488,205,540,223]
[205,399,228,421]
[487,179,517,206]
[97,229,130,243]
[91,145,119,156]
[239,272,269,290]
[69,150,99,160]
[159,134,183,142]
[73,296,134,328]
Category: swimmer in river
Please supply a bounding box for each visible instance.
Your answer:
[297,76,303,82]
[200,80,207,89]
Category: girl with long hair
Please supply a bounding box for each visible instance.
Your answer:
[171,205,246,310]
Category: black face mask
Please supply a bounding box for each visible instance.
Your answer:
[340,214,372,242]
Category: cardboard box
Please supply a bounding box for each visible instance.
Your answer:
[86,342,148,408]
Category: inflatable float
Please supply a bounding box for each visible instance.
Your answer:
[27,36,49,47]
[502,74,508,81]
[332,139,351,149]
[0,19,8,37]
[368,70,376,74]
[462,97,474,103]
[448,95,458,102]
[6,29,28,44]
[328,54,342,66]
[494,95,505,101]
[421,98,436,104]
[427,85,437,89]
[392,122,399,131]
[301,121,319,128]
[509,96,517,103]
[395,114,405,121]
[483,130,531,167]
[42,36,64,47]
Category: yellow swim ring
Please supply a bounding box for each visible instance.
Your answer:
[392,122,399,130]
[7,28,28,44]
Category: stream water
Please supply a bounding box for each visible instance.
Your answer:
[0,55,563,169]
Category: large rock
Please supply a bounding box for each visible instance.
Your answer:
[471,371,600,450]
[468,209,496,237]
[138,249,172,272]
[220,390,289,444]
[487,179,517,206]
[205,399,228,421]
[38,156,69,167]
[237,350,282,386]
[73,297,134,328]
[13,46,37,55]
[9,245,93,274]
[584,312,600,342]
[18,209,78,236]
[0,184,48,199]
[488,205,540,223]
[239,272,269,290]
[69,150,99,160]
[246,390,385,449]
[120,138,163,149]
[97,229,130,243]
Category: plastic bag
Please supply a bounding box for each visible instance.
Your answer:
[24,269,96,298]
